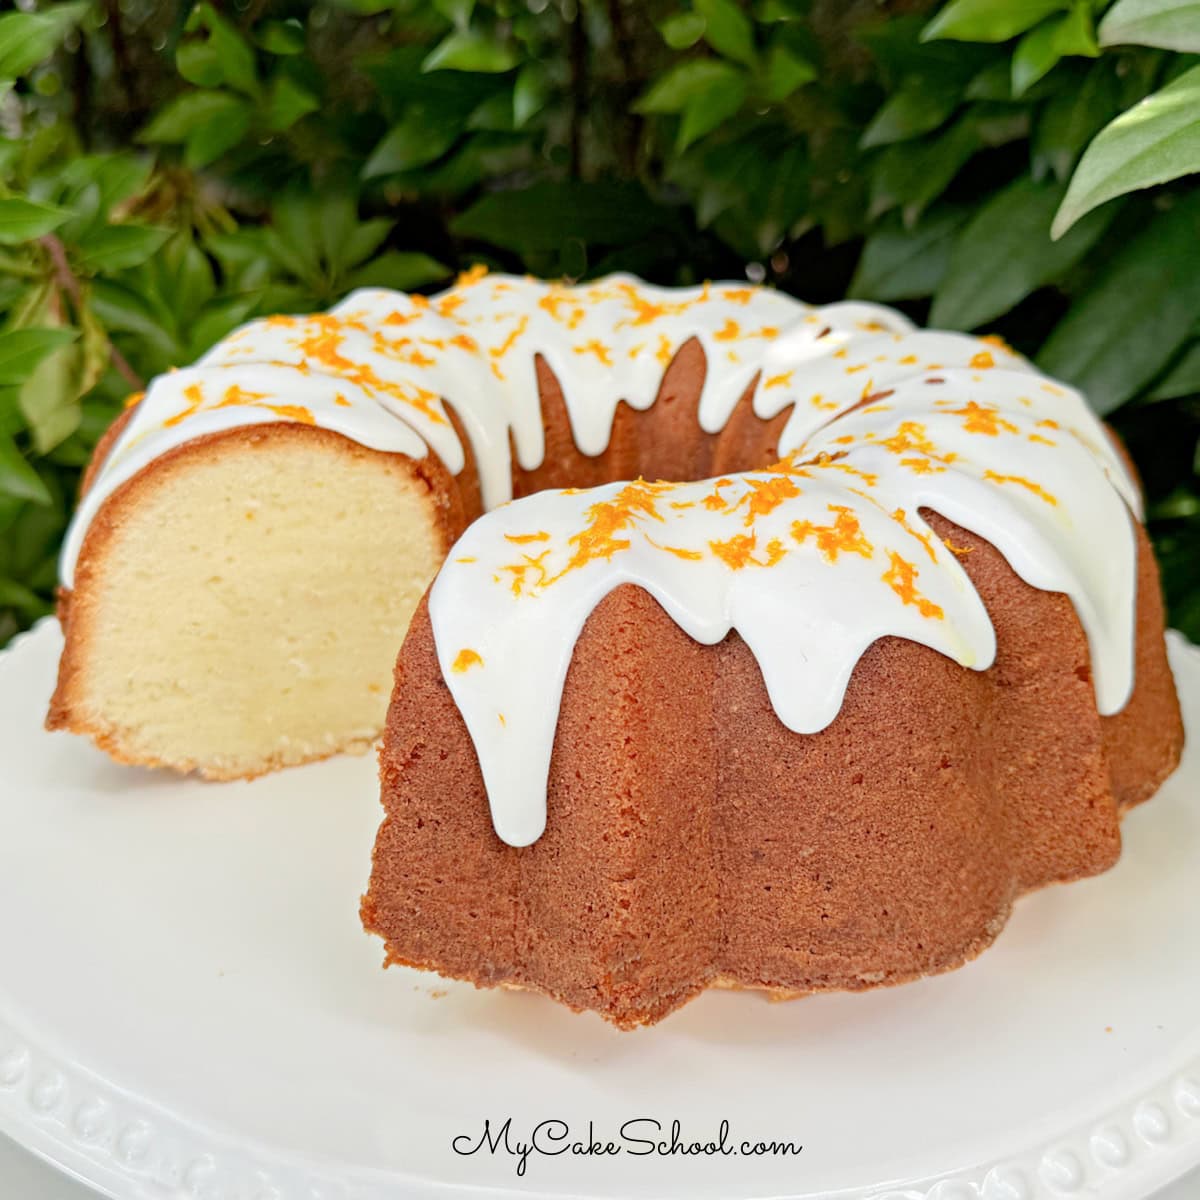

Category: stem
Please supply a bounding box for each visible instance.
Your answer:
[103,0,138,110]
[39,235,145,392]
[605,0,641,176]
[569,4,589,178]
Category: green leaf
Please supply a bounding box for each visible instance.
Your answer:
[363,108,462,176]
[1052,64,1200,237]
[257,19,306,56]
[1149,340,1200,399]
[421,30,518,73]
[659,12,707,50]
[176,40,224,89]
[513,63,549,127]
[0,576,46,612]
[861,76,962,147]
[184,3,259,97]
[922,0,1068,43]
[185,102,253,168]
[695,0,757,64]
[187,293,263,360]
[0,433,51,506]
[1099,0,1200,52]
[930,176,1113,329]
[636,59,743,113]
[870,114,981,222]
[1039,192,1200,413]
[340,218,393,269]
[344,251,451,291]
[1033,61,1123,180]
[59,154,151,222]
[761,43,816,102]
[0,3,88,81]
[849,207,969,301]
[466,91,514,132]
[17,342,80,454]
[678,71,747,150]
[138,90,245,143]
[0,197,70,244]
[265,72,319,132]
[0,329,78,385]
[451,181,672,254]
[76,225,171,273]
[1012,6,1098,96]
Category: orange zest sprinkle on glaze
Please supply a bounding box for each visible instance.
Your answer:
[435,292,467,319]
[709,533,786,569]
[163,383,206,426]
[740,474,802,525]
[655,334,674,366]
[611,284,691,328]
[810,393,838,410]
[713,319,740,342]
[456,263,488,287]
[882,552,944,619]
[488,316,529,380]
[538,479,671,584]
[334,393,352,407]
[764,371,793,390]
[452,648,484,673]
[980,333,1011,351]
[645,536,704,561]
[969,350,995,369]
[948,400,1019,437]
[1028,432,1057,446]
[574,338,614,367]
[215,384,270,408]
[878,420,956,467]
[898,354,918,365]
[124,391,144,409]
[900,456,945,475]
[502,550,552,595]
[809,453,879,488]
[455,556,477,563]
[721,288,755,305]
[791,505,873,563]
[943,537,973,556]
[891,508,937,563]
[504,531,551,544]
[983,470,1058,506]
[267,403,316,423]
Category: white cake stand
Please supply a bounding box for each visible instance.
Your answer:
[1,619,1198,1200]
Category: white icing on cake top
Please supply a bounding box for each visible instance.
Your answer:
[60,270,1142,848]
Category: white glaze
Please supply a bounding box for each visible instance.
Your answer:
[60,271,1142,848]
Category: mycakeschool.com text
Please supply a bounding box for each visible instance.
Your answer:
[451,1117,803,1177]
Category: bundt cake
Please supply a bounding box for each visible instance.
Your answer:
[50,269,1183,1027]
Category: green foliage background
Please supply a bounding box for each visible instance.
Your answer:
[1,0,1199,646]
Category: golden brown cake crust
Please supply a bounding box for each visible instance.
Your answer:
[362,348,1185,1030]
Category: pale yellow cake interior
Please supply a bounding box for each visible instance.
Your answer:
[58,431,445,778]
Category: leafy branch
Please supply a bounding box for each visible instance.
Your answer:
[0,0,1198,644]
